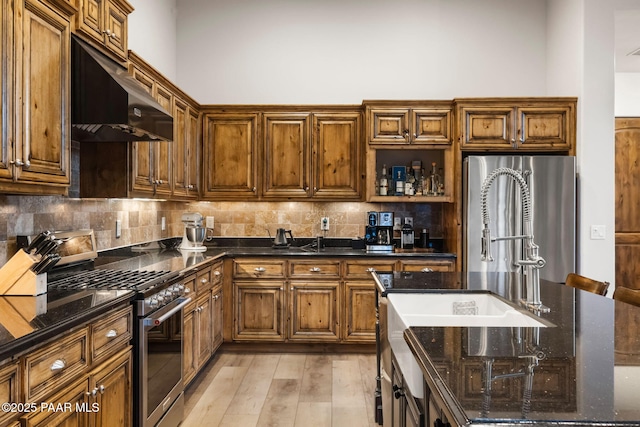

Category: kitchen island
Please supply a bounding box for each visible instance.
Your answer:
[373,271,640,426]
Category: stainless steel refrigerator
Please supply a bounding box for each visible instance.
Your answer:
[463,155,576,283]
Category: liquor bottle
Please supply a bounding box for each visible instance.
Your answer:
[418,168,426,195]
[428,162,441,196]
[438,167,445,195]
[395,169,405,196]
[379,164,388,196]
[406,165,416,195]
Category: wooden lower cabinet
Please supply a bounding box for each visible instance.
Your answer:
[398,259,455,272]
[0,361,20,427]
[183,279,215,386]
[22,347,132,427]
[289,281,340,341]
[212,286,223,351]
[344,281,377,342]
[183,297,198,386]
[233,280,285,341]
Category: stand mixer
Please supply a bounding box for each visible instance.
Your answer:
[180,212,207,251]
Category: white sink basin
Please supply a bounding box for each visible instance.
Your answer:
[386,292,551,396]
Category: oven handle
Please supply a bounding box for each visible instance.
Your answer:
[143,297,192,327]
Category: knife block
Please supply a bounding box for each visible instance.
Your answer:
[0,249,47,295]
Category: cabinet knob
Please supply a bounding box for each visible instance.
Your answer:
[254,267,266,273]
[252,187,257,192]
[421,268,434,273]
[309,267,321,272]
[214,271,221,277]
[98,385,105,395]
[304,187,309,192]
[201,278,209,284]
[106,329,118,339]
[87,387,99,397]
[50,359,66,372]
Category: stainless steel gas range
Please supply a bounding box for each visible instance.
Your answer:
[28,230,190,427]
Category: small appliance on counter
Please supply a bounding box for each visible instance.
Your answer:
[272,228,294,249]
[365,211,394,253]
[180,212,208,252]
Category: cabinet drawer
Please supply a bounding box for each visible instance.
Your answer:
[211,261,224,287]
[24,328,89,403]
[398,260,454,272]
[344,260,397,279]
[90,305,132,364]
[289,260,340,278]
[0,360,20,426]
[233,260,285,279]
[196,268,213,293]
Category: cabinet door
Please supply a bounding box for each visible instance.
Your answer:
[343,281,376,343]
[369,109,410,144]
[152,83,173,196]
[15,0,71,188]
[262,113,310,198]
[21,379,89,427]
[202,113,259,199]
[183,291,198,385]
[313,112,362,199]
[103,0,127,60]
[196,291,213,367]
[130,140,154,194]
[187,108,200,197]
[518,105,572,150]
[289,281,340,341]
[75,0,104,46]
[233,281,285,341]
[90,348,132,427]
[0,361,20,427]
[0,0,10,183]
[212,286,223,352]
[459,105,515,149]
[173,98,189,196]
[412,108,452,144]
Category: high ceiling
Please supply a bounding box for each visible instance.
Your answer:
[616,8,640,72]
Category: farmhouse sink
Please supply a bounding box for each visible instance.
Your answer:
[387,291,554,396]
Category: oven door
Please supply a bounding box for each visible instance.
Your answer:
[137,296,191,427]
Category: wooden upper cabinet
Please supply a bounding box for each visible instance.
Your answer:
[1,0,75,195]
[313,112,362,199]
[367,103,452,145]
[173,98,199,199]
[202,113,259,199]
[262,113,311,198]
[456,98,576,152]
[74,0,132,61]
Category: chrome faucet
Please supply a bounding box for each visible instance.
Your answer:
[480,167,548,312]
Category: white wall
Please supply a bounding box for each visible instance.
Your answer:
[175,0,548,104]
[128,0,178,82]
[616,73,640,115]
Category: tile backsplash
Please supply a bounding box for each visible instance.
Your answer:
[0,195,442,264]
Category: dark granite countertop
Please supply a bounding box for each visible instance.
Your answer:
[0,237,454,363]
[373,271,640,426]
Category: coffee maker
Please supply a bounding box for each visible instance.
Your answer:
[180,212,207,251]
[365,211,394,253]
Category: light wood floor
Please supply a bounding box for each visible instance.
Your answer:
[183,352,378,427]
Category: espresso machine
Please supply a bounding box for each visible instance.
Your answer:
[180,212,207,251]
[365,211,394,253]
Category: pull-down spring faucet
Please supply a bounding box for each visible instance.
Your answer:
[480,167,548,312]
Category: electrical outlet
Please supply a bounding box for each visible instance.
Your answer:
[206,216,215,229]
[161,217,166,231]
[115,220,122,238]
[321,217,329,231]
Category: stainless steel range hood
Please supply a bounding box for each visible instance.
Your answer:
[71,35,173,142]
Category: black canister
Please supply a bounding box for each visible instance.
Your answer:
[418,228,429,248]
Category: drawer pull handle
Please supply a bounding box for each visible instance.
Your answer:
[254,267,266,273]
[200,278,209,284]
[214,271,221,277]
[106,329,118,339]
[309,267,322,272]
[421,268,434,273]
[51,359,66,372]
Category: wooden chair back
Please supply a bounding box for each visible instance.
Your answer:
[613,286,640,307]
[565,273,609,296]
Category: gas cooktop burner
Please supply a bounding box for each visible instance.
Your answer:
[48,269,173,291]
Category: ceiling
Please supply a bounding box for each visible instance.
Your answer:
[616,8,640,72]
